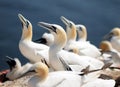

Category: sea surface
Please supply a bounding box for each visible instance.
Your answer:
[0,0,120,70]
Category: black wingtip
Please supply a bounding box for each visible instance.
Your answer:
[59,56,72,71]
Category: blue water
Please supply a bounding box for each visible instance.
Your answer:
[0,0,120,70]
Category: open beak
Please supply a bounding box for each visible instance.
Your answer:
[34,38,47,44]
[103,33,113,40]
[60,16,72,27]
[38,22,56,33]
[6,56,16,70]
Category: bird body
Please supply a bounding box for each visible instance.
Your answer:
[19,40,49,63]
[81,78,115,87]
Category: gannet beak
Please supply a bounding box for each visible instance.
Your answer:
[38,22,57,33]
[6,56,16,70]
[18,14,29,28]
[103,33,113,40]
[34,38,47,44]
[60,16,72,27]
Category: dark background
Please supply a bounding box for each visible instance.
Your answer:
[0,0,120,70]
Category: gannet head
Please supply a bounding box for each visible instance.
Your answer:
[34,62,48,80]
[61,16,77,41]
[34,33,54,46]
[6,56,21,71]
[99,41,113,52]
[18,14,32,41]
[38,22,67,49]
[104,27,120,40]
[76,24,87,41]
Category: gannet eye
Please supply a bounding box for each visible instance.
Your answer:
[51,26,57,33]
[21,22,24,27]
[69,23,72,28]
[79,26,82,31]
[26,21,29,28]
[51,26,56,30]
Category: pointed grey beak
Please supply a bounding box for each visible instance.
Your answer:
[34,38,47,44]
[38,22,57,33]
[60,16,72,27]
[18,14,29,28]
[103,33,113,40]
[6,56,16,70]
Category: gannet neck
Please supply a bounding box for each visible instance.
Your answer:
[34,62,48,80]
[76,24,87,41]
[111,27,120,37]
[21,21,32,41]
[99,41,113,52]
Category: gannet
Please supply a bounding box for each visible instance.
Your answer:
[34,32,54,46]
[104,27,120,52]
[28,61,112,87]
[6,56,34,80]
[38,22,104,71]
[28,62,97,87]
[99,41,120,67]
[61,16,101,58]
[18,14,49,63]
[28,62,82,87]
